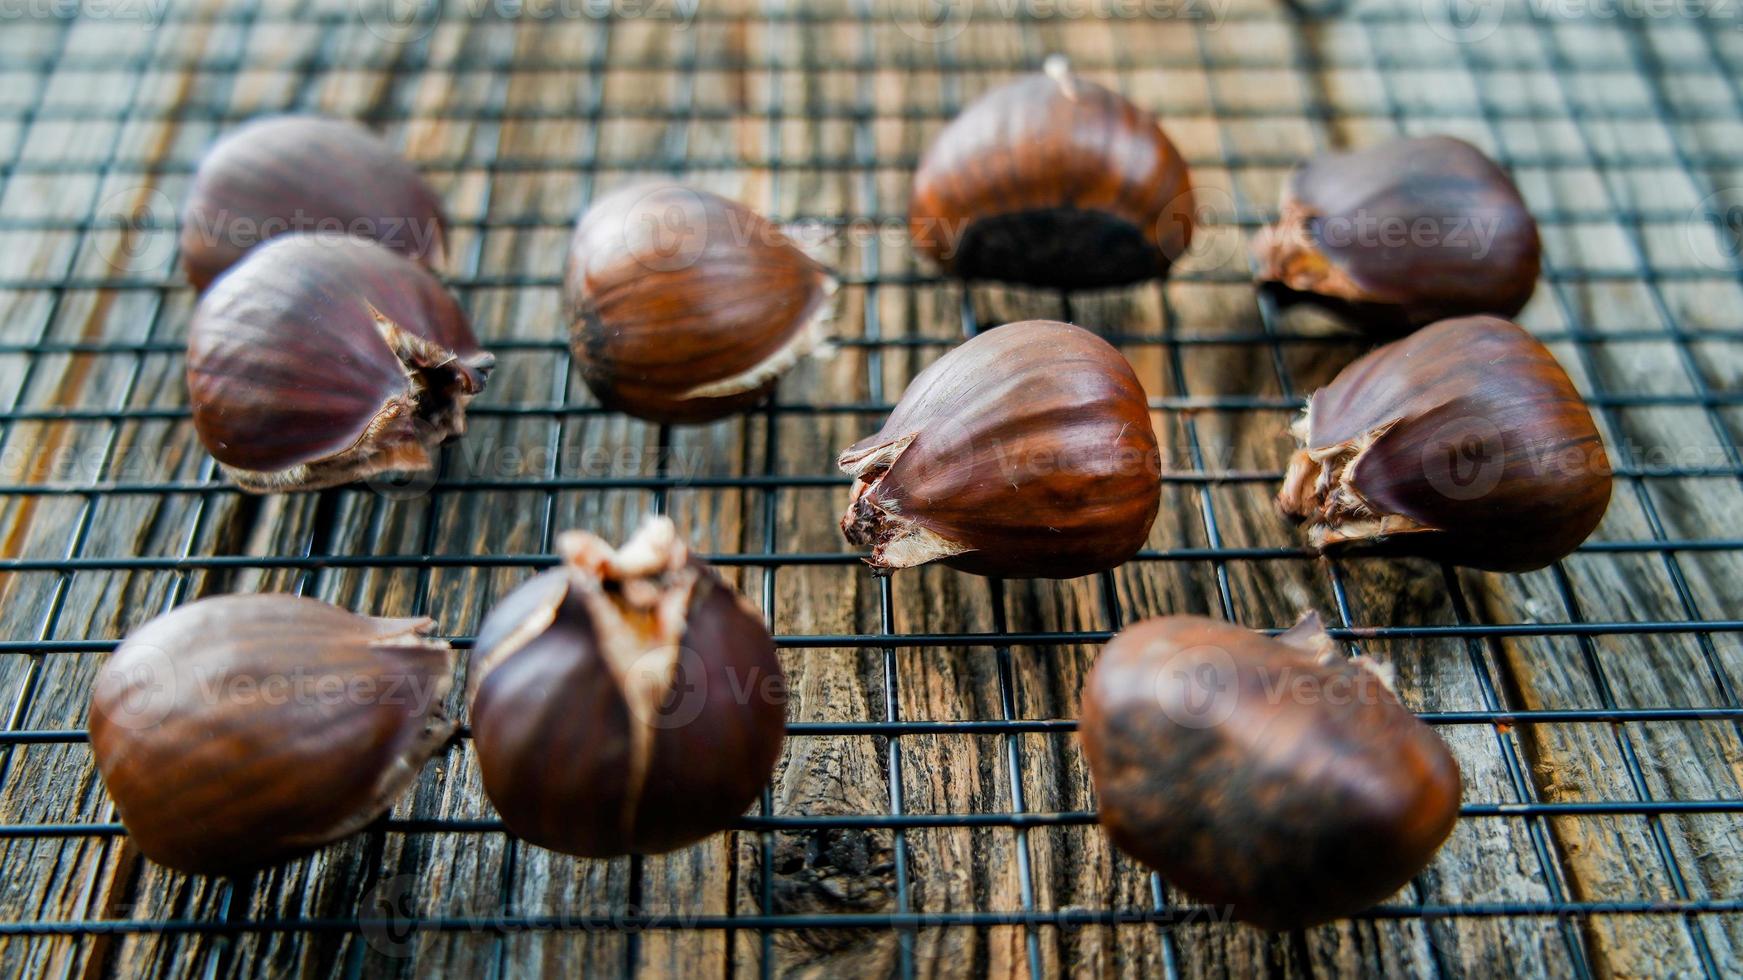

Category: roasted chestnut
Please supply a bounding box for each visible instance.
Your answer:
[909,56,1194,289]
[468,518,787,857]
[186,234,493,493]
[1253,135,1540,333]
[1080,613,1462,930]
[838,319,1160,578]
[1276,315,1610,572]
[88,594,457,876]
[181,115,448,291]
[564,182,837,424]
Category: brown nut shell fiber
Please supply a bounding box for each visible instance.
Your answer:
[186,234,493,493]
[838,319,1160,578]
[1276,315,1610,572]
[88,594,457,876]
[468,518,787,857]
[564,182,837,424]
[909,56,1194,289]
[181,115,448,291]
[1080,614,1462,930]
[1253,135,1540,334]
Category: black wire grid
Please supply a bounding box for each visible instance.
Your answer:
[2,1,1743,977]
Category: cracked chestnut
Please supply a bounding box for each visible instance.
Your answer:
[1253,135,1540,333]
[1276,315,1610,571]
[468,518,787,857]
[838,319,1160,578]
[909,56,1194,289]
[186,234,494,493]
[181,115,448,291]
[1081,613,1462,930]
[88,594,457,876]
[564,182,837,424]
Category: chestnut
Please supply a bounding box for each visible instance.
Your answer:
[909,56,1194,289]
[1080,613,1462,930]
[468,517,786,857]
[838,319,1160,578]
[88,594,457,876]
[1276,315,1610,572]
[564,182,837,424]
[1253,135,1540,333]
[186,234,494,494]
[181,115,448,291]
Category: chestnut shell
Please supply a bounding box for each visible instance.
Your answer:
[88,594,457,876]
[180,115,448,291]
[909,58,1194,289]
[1080,614,1462,930]
[838,320,1161,578]
[1276,315,1611,572]
[468,518,787,857]
[1253,136,1540,334]
[564,182,836,424]
[186,234,493,493]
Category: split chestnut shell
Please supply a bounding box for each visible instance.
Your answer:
[468,518,787,857]
[186,234,494,493]
[181,115,448,291]
[838,320,1160,578]
[910,56,1194,289]
[564,183,836,424]
[1080,614,1462,930]
[1277,316,1610,572]
[1253,136,1540,333]
[88,594,457,876]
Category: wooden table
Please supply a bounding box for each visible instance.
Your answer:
[0,1,1740,976]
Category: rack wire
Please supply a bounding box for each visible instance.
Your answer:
[1,0,1742,976]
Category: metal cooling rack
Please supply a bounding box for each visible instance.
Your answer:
[1,1,1742,977]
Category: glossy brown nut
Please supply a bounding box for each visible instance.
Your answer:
[838,320,1160,578]
[180,115,448,291]
[910,57,1194,289]
[468,518,787,857]
[1276,315,1611,571]
[1253,136,1540,334]
[564,182,837,424]
[88,594,456,876]
[1080,613,1462,930]
[187,234,494,493]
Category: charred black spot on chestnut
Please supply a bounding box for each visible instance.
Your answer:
[1254,135,1540,333]
[1276,315,1611,572]
[837,319,1161,579]
[563,182,837,424]
[1079,613,1462,930]
[88,594,457,876]
[181,115,448,291]
[467,518,787,858]
[186,234,494,494]
[910,56,1194,289]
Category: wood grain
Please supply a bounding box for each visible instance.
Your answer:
[0,1,1739,978]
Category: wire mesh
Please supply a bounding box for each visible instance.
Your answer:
[0,0,1742,976]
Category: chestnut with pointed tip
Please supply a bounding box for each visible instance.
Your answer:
[1253,135,1540,333]
[909,56,1194,289]
[1276,315,1610,571]
[181,115,448,291]
[186,234,494,493]
[468,518,787,857]
[88,594,457,876]
[838,320,1160,578]
[1080,613,1462,930]
[564,183,837,424]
